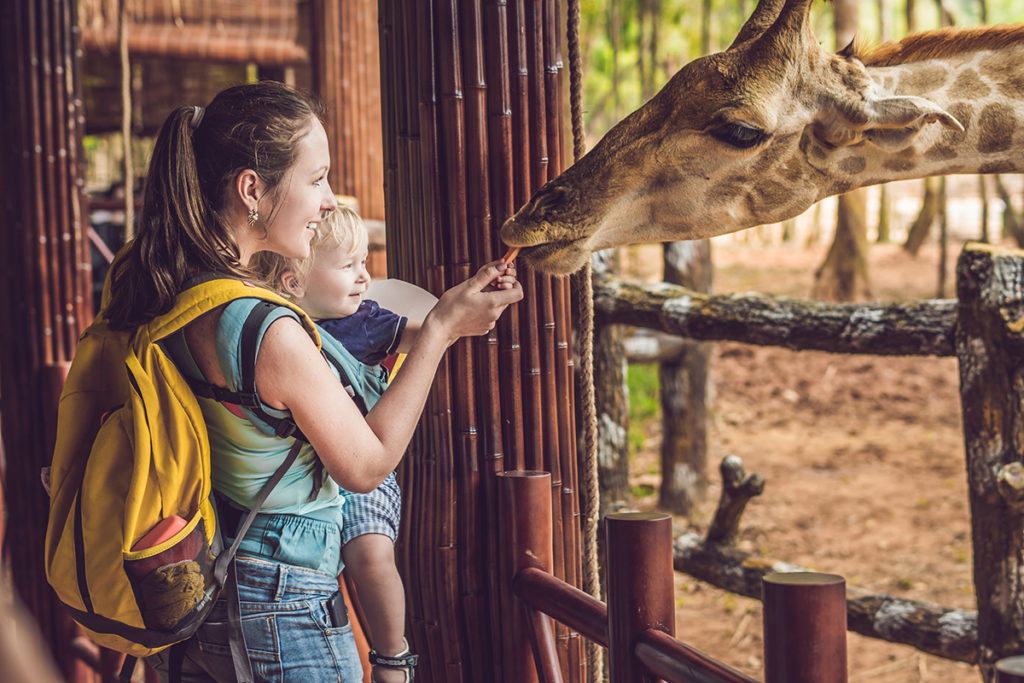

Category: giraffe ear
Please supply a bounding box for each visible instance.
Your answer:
[817,94,964,151]
[860,95,964,150]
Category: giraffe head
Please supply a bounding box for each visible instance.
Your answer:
[500,0,963,275]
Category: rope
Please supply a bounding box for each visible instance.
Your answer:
[567,1,603,681]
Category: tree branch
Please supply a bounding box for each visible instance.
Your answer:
[593,276,957,356]
[673,533,978,663]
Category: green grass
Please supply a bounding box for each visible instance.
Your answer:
[627,363,661,456]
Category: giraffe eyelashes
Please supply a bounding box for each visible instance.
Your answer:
[709,121,768,149]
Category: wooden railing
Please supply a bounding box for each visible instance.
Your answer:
[497,470,850,682]
[592,242,1024,678]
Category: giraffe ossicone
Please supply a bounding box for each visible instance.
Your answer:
[500,0,1024,275]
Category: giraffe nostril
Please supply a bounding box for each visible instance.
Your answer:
[530,185,568,216]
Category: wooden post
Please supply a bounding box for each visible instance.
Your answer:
[498,471,555,683]
[956,243,1024,677]
[763,572,847,683]
[605,512,674,682]
[997,656,1024,682]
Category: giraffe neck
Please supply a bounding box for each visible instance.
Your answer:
[842,43,1024,190]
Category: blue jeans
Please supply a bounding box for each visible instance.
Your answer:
[148,556,363,682]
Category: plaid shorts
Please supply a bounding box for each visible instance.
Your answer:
[341,471,401,544]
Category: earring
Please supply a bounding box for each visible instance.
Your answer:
[247,207,259,226]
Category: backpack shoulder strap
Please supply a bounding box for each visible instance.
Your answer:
[137,278,321,350]
[230,302,368,441]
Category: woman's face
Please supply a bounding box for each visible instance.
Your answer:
[258,118,337,260]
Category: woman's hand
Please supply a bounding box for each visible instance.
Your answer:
[425,260,523,345]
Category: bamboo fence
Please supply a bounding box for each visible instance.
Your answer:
[378,1,584,680]
[0,0,93,679]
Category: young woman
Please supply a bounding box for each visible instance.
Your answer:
[106,81,521,682]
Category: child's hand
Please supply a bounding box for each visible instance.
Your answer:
[428,261,523,343]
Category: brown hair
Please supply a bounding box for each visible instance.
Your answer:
[255,205,368,300]
[105,81,325,330]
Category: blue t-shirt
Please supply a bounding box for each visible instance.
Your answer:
[318,300,407,366]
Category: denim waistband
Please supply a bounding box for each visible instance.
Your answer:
[232,555,340,597]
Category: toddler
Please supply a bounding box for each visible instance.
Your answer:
[265,206,416,683]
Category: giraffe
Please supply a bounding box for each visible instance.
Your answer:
[499,0,1024,275]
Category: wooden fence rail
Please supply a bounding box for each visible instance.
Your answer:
[594,279,957,357]
[593,241,1024,678]
[498,469,851,683]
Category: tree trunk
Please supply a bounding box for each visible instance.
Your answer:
[956,244,1024,680]
[593,251,631,518]
[938,177,949,298]
[701,0,713,55]
[814,189,872,301]
[993,175,1024,247]
[904,176,940,256]
[609,0,620,116]
[876,185,892,243]
[979,175,990,243]
[658,241,712,515]
[815,0,869,302]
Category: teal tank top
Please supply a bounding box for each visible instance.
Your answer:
[169,298,380,510]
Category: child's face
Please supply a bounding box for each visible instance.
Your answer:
[296,240,370,320]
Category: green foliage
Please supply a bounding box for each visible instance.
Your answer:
[627,362,661,456]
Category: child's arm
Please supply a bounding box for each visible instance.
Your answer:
[394,261,515,354]
[395,320,420,354]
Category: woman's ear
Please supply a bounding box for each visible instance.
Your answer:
[235,169,264,214]
[280,270,305,299]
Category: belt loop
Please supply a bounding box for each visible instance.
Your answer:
[274,564,288,601]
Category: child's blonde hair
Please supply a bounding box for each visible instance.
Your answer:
[255,205,369,297]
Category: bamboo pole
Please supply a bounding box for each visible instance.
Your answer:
[379,1,580,679]
[1,0,89,678]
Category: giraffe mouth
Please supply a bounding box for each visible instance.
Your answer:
[519,238,591,276]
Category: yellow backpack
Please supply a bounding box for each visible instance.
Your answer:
[44,278,322,659]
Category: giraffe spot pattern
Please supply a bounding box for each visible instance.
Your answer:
[978,104,1016,153]
[948,102,974,133]
[979,52,1019,86]
[838,156,867,175]
[925,101,973,159]
[996,73,1024,100]
[924,143,958,161]
[979,161,1016,174]
[706,181,747,206]
[751,133,797,174]
[898,65,950,94]
[882,157,916,172]
[831,180,854,194]
[947,69,990,100]
[750,180,789,210]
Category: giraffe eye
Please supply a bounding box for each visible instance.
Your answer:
[710,122,768,149]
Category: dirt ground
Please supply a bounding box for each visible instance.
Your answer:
[622,237,984,682]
